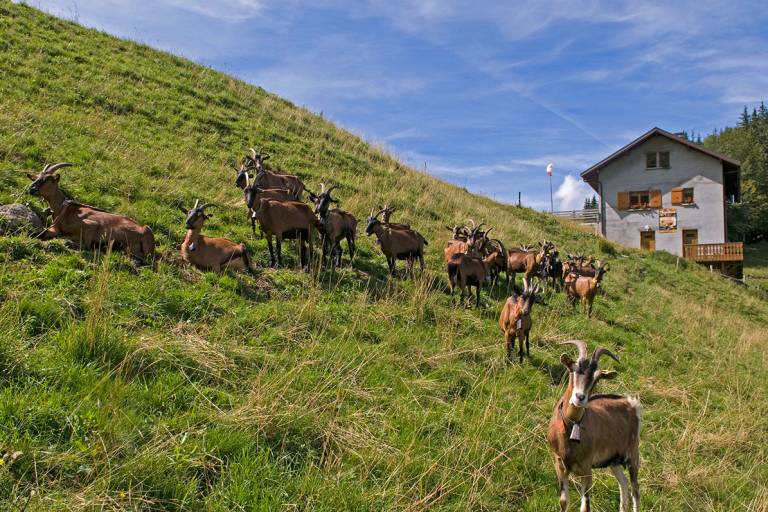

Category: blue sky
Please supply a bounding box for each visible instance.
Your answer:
[22,0,768,210]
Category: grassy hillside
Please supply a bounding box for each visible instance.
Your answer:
[1,3,767,510]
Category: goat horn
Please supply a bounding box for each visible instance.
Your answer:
[43,162,73,174]
[484,227,493,237]
[249,148,257,159]
[193,199,200,209]
[468,219,476,229]
[591,347,620,364]
[244,172,250,188]
[199,203,215,211]
[326,185,338,194]
[559,340,588,361]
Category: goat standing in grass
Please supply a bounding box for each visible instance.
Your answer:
[27,163,155,265]
[309,184,357,271]
[498,284,541,363]
[447,248,499,307]
[251,197,317,270]
[564,261,608,317]
[179,200,254,274]
[547,340,641,512]
[507,240,554,292]
[365,208,427,277]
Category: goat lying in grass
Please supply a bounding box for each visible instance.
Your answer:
[498,284,542,363]
[564,261,608,317]
[179,200,254,274]
[27,163,155,265]
[547,340,640,512]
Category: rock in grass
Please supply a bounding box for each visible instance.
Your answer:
[0,203,43,235]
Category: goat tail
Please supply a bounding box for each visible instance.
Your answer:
[420,234,429,246]
[142,226,156,260]
[241,245,256,276]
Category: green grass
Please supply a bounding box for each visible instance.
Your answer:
[745,241,768,295]
[1,3,767,510]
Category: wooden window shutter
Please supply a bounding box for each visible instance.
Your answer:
[649,189,662,208]
[671,188,683,205]
[617,192,629,210]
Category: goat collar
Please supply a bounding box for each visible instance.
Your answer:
[557,399,585,442]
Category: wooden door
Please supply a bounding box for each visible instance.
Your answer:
[640,230,655,251]
[682,229,698,253]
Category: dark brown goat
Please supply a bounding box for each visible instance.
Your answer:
[447,250,498,307]
[251,198,317,269]
[27,163,155,265]
[242,148,305,200]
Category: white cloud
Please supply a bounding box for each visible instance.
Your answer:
[553,174,592,211]
[162,0,265,21]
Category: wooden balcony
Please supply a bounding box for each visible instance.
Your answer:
[684,242,743,262]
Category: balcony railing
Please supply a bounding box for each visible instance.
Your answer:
[684,242,743,262]
[552,209,600,225]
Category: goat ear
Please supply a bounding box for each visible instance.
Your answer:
[308,192,318,201]
[26,172,37,180]
[597,369,617,380]
[262,155,270,161]
[178,206,189,214]
[560,353,574,369]
[205,213,213,219]
[53,174,61,182]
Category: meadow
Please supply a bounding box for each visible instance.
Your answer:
[1,3,767,510]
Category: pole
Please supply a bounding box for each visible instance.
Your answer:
[518,191,521,207]
[549,174,554,213]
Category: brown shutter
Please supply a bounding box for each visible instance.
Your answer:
[671,188,683,205]
[617,192,629,210]
[649,189,662,208]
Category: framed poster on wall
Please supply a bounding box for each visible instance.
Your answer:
[659,208,677,232]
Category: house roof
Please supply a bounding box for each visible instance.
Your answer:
[580,127,740,184]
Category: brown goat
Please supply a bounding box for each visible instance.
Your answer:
[243,148,305,200]
[498,284,541,363]
[506,240,554,291]
[447,250,498,307]
[378,204,411,230]
[251,197,316,269]
[365,209,427,277]
[242,174,294,235]
[309,185,357,271]
[547,340,641,512]
[179,200,253,274]
[26,163,155,265]
[564,261,608,317]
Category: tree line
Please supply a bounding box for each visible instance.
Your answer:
[705,103,768,243]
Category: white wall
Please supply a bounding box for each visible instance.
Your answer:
[598,135,725,256]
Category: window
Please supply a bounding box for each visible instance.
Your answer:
[646,151,670,169]
[671,187,695,205]
[629,190,650,209]
[618,190,662,210]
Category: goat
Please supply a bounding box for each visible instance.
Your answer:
[446,224,470,241]
[541,250,564,289]
[365,208,427,277]
[26,163,155,265]
[179,200,253,274]
[250,197,317,269]
[498,284,541,363]
[447,249,498,307]
[308,184,357,271]
[241,172,294,235]
[379,204,411,230]
[484,237,509,288]
[564,261,608,317]
[242,148,305,200]
[546,340,641,512]
[506,240,554,292]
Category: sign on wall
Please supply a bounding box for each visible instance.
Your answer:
[659,208,677,232]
